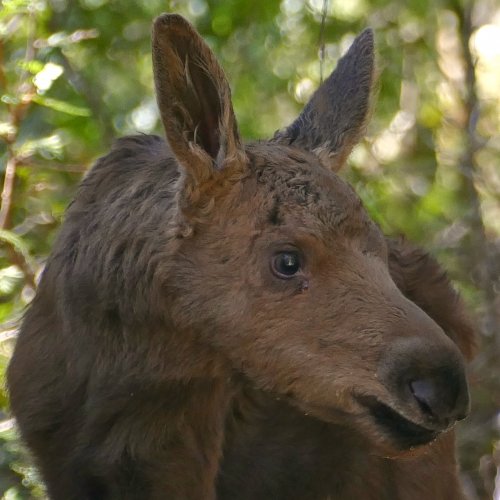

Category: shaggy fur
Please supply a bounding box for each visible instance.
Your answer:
[7,14,475,500]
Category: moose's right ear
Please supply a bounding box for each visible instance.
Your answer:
[274,29,375,172]
[152,14,244,186]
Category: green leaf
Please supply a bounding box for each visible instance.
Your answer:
[0,0,31,18]
[0,95,19,106]
[16,60,44,75]
[32,95,91,116]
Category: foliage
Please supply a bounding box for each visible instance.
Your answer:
[0,0,499,498]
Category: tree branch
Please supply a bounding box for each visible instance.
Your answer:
[454,4,500,347]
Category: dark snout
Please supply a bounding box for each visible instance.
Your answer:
[379,336,470,433]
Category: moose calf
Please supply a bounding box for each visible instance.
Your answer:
[8,13,475,500]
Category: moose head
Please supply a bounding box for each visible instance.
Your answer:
[152,14,470,454]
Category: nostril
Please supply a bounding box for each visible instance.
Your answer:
[409,379,437,418]
[406,372,468,428]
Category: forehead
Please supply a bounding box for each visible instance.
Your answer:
[244,142,367,232]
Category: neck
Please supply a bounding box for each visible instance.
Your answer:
[217,386,464,500]
[77,318,234,499]
[83,376,233,500]
[156,378,233,499]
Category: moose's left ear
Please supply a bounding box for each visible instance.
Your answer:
[274,29,375,172]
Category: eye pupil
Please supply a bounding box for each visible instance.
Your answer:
[273,252,300,278]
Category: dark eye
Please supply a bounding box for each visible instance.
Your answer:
[272,252,301,278]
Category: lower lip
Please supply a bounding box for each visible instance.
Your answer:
[357,396,439,448]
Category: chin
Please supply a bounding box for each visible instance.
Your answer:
[290,392,451,458]
[353,395,446,457]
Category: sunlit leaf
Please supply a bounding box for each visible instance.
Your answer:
[0,266,23,296]
[32,63,64,91]
[16,134,64,159]
[0,122,16,137]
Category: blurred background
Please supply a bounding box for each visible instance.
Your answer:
[0,0,499,498]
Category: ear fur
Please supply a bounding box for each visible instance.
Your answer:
[274,29,376,171]
[152,14,245,188]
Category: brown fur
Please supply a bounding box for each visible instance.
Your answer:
[7,14,475,500]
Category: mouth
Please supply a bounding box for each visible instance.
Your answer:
[356,396,440,449]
